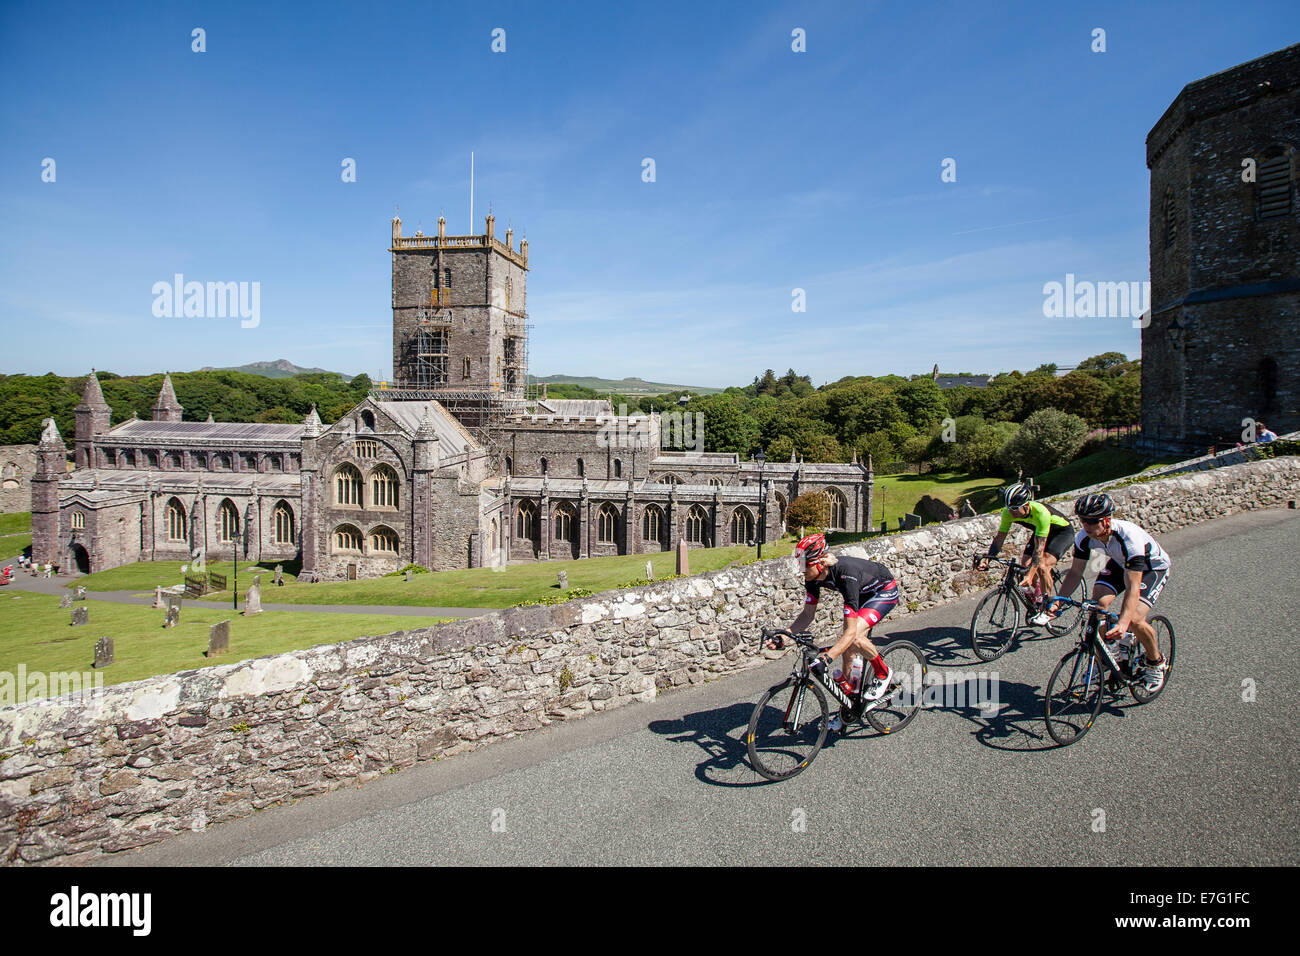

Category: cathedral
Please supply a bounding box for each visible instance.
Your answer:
[30,213,873,578]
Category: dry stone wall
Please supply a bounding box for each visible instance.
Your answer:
[3,456,1298,864]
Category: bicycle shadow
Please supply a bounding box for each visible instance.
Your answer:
[876,620,1065,670]
[647,703,773,788]
[961,677,1058,751]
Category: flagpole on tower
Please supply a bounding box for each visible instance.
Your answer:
[470,152,475,234]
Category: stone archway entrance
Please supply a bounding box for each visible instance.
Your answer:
[70,543,90,575]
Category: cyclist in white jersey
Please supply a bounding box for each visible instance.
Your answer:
[1052,493,1170,691]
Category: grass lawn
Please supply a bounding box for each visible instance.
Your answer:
[1037,449,1179,497]
[66,559,260,595]
[69,539,797,610]
[0,591,453,695]
[871,471,1004,527]
[0,511,31,559]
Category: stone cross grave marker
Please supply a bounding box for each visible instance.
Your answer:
[153,586,166,609]
[208,620,230,657]
[244,575,263,615]
[676,539,690,576]
[59,593,73,609]
[70,605,88,626]
[93,636,113,668]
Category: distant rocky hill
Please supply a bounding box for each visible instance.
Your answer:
[527,374,722,395]
[200,359,351,379]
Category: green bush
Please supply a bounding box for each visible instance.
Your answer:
[999,408,1089,476]
[786,491,830,530]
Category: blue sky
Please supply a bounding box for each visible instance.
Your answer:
[2,1,1297,387]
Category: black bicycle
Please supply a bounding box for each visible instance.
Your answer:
[969,556,1084,661]
[745,628,928,781]
[1041,596,1177,747]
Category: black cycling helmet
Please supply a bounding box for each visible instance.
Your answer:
[1074,493,1116,520]
[1002,482,1033,510]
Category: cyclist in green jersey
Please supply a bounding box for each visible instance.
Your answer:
[973,482,1075,626]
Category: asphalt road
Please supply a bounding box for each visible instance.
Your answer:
[101,507,1300,866]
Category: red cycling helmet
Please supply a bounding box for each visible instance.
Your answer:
[795,533,828,567]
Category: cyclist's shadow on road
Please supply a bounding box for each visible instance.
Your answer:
[647,703,777,788]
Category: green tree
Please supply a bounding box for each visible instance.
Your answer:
[895,378,948,431]
[786,491,830,531]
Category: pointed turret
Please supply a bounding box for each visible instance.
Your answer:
[206,411,215,423]
[414,404,441,472]
[31,418,67,567]
[303,404,322,438]
[74,371,112,469]
[152,373,183,422]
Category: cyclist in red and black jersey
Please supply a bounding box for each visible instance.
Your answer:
[766,533,899,731]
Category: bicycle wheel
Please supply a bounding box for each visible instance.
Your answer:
[1045,570,1084,637]
[864,641,927,735]
[1043,645,1105,747]
[1130,615,1176,705]
[970,588,1022,662]
[746,676,829,781]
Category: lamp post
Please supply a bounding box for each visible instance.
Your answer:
[755,448,767,559]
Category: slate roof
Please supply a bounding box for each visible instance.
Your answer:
[107,420,306,444]
[534,399,614,418]
[370,400,479,454]
[60,470,303,495]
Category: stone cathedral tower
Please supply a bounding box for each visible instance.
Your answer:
[389,211,530,429]
[1142,44,1299,450]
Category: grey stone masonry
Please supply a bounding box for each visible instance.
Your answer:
[1142,44,1300,450]
[3,456,1298,864]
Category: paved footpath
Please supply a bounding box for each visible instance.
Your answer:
[95,507,1300,867]
[0,558,489,618]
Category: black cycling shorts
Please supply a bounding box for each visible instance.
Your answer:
[1022,524,1075,562]
[1094,559,1170,608]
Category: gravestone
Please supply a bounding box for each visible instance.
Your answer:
[903,513,922,530]
[880,521,888,534]
[163,592,182,628]
[645,560,654,581]
[153,586,166,609]
[59,593,73,609]
[208,620,230,657]
[897,517,907,531]
[404,569,413,582]
[93,636,113,668]
[274,564,284,587]
[959,500,977,518]
[74,585,87,601]
[70,606,88,626]
[244,575,263,615]
[676,539,690,576]
[557,570,568,589]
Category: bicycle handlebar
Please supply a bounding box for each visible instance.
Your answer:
[759,627,823,659]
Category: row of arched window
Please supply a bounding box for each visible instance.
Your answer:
[162,497,296,545]
[331,524,399,554]
[104,449,295,472]
[513,501,758,546]
[510,458,624,479]
[334,464,400,509]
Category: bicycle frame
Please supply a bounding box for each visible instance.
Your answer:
[770,630,880,729]
[1051,596,1142,687]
